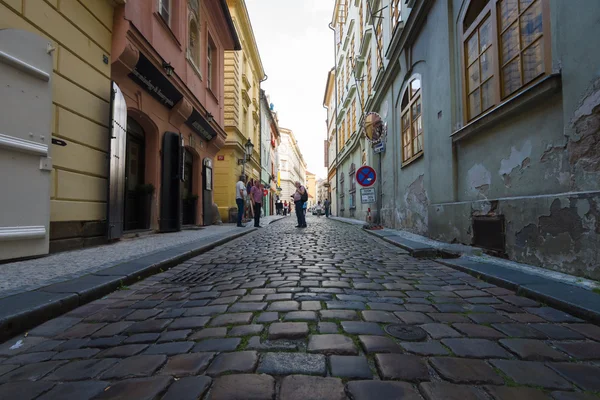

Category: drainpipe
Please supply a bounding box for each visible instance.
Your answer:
[259,75,268,213]
[328,22,339,217]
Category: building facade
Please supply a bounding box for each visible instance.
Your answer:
[327,0,600,280]
[110,0,240,238]
[316,178,328,205]
[214,0,265,222]
[306,171,316,208]
[260,90,280,216]
[277,128,307,203]
[324,68,337,216]
[0,0,124,259]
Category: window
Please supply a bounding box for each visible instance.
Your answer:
[350,36,355,69]
[391,0,401,31]
[346,56,351,87]
[359,0,364,43]
[158,0,171,25]
[350,99,356,135]
[401,77,423,164]
[360,74,365,109]
[376,20,383,69]
[188,18,200,67]
[462,0,549,121]
[349,163,356,208]
[207,37,216,91]
[366,51,372,95]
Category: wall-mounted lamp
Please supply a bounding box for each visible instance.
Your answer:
[206,112,214,123]
[162,61,174,76]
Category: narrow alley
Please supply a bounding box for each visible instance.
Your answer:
[0,216,598,399]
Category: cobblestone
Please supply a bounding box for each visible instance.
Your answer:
[3,217,600,398]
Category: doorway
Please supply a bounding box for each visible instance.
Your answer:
[124,117,150,231]
[202,158,213,225]
[182,148,196,225]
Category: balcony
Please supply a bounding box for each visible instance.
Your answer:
[241,89,251,106]
[343,19,355,51]
[242,73,251,89]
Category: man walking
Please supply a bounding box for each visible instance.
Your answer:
[324,198,330,218]
[250,180,263,228]
[292,181,307,228]
[236,176,247,227]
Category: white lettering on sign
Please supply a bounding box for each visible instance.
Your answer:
[131,69,175,107]
[361,188,376,204]
[191,121,212,141]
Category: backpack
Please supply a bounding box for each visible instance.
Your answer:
[300,186,308,202]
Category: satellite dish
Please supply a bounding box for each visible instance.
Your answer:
[381,100,389,121]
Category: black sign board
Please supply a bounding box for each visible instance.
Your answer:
[128,53,183,109]
[185,109,217,141]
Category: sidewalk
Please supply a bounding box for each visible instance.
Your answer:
[331,216,600,322]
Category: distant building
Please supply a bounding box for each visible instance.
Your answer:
[306,171,317,208]
[277,128,307,202]
[260,90,280,216]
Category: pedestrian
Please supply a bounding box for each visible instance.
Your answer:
[235,175,247,227]
[250,180,263,228]
[245,178,254,220]
[292,181,307,228]
[324,198,331,218]
[317,200,322,217]
[283,200,288,216]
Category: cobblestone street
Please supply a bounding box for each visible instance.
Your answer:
[1,216,599,399]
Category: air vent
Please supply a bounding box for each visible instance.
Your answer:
[472,215,506,254]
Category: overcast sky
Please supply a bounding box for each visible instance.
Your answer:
[245,0,335,180]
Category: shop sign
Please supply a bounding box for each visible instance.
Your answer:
[185,109,217,141]
[129,53,182,109]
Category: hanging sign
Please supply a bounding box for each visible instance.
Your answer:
[128,53,182,108]
[356,165,377,187]
[361,188,376,204]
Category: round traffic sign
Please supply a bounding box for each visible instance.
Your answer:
[356,166,376,187]
[263,189,268,196]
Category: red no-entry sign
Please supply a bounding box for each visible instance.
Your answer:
[356,166,376,187]
[263,189,268,196]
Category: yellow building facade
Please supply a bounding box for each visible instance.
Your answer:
[1,0,119,251]
[214,0,265,222]
[306,171,316,207]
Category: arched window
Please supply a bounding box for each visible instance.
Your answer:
[188,0,201,69]
[462,0,550,121]
[400,77,423,164]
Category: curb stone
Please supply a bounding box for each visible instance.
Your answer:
[0,228,256,341]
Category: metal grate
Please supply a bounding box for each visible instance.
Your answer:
[472,215,506,254]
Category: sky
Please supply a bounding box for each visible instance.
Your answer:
[245,0,335,180]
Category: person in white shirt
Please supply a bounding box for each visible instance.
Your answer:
[235,176,247,227]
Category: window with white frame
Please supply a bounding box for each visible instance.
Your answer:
[158,0,171,25]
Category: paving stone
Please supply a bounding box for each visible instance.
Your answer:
[241,294,265,302]
[94,376,172,400]
[0,361,65,383]
[28,317,83,338]
[499,339,569,361]
[341,321,385,335]
[566,323,600,341]
[359,335,403,353]
[484,386,550,400]
[405,304,437,313]
[99,355,167,379]
[158,329,191,342]
[123,333,160,344]
[206,351,258,376]
[295,293,334,301]
[394,311,433,324]
[268,301,300,311]
[547,363,600,392]
[56,323,107,339]
[86,335,127,348]
[468,313,511,324]
[37,381,109,400]
[506,313,547,323]
[323,281,351,288]
[498,295,540,307]
[228,324,264,336]
[3,351,56,365]
[326,301,366,310]
[257,352,326,376]
[421,323,462,339]
[329,355,372,378]
[375,353,429,382]
[400,341,450,356]
[51,348,100,360]
[491,323,547,339]
[320,310,359,320]
[209,313,253,326]
[161,376,212,400]
[428,313,470,323]
[367,302,405,311]
[346,380,423,400]
[268,322,309,339]
[0,364,18,377]
[452,323,505,339]
[125,319,172,334]
[525,307,583,323]
[361,310,400,323]
[192,338,240,352]
[97,344,148,358]
[279,375,346,400]
[490,359,572,390]
[143,341,194,356]
[183,305,228,316]
[283,311,317,321]
[265,293,293,301]
[168,317,210,330]
[418,382,486,400]
[551,393,598,400]
[429,357,503,384]
[208,374,275,400]
[228,302,268,312]
[159,352,215,377]
[553,341,600,360]
[530,324,585,340]
[91,321,134,337]
[301,301,322,310]
[0,381,56,400]
[308,334,358,355]
[442,338,512,358]
[210,296,240,305]
[318,322,339,333]
[44,359,117,381]
[256,312,279,323]
[189,327,227,340]
[125,309,161,321]
[245,337,298,351]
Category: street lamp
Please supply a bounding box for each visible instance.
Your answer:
[241,138,254,178]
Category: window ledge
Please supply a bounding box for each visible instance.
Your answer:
[401,151,424,168]
[187,56,203,81]
[452,73,562,143]
[154,12,181,48]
